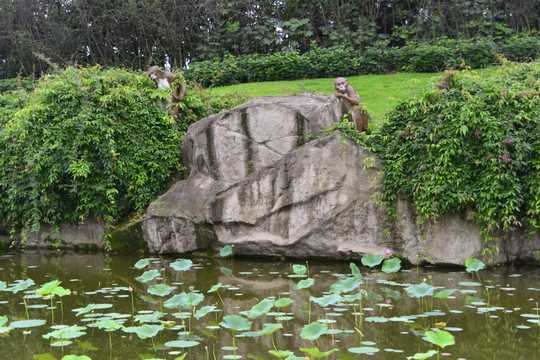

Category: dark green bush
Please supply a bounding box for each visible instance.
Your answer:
[368,61,540,253]
[185,34,540,87]
[0,66,247,237]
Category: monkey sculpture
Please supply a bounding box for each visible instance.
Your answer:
[333,77,369,133]
[147,66,187,119]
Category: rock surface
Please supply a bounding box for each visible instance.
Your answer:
[140,94,540,266]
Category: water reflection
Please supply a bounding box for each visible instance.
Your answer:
[0,250,538,359]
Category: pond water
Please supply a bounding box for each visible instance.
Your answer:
[0,250,538,360]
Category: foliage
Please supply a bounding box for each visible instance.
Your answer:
[185,34,540,87]
[369,61,540,251]
[1,0,539,78]
[0,66,246,238]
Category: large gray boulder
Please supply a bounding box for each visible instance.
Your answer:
[141,94,540,265]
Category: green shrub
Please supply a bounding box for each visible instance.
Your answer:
[368,61,540,253]
[185,34,540,87]
[0,66,247,238]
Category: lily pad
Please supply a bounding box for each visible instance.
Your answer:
[348,346,380,354]
[424,330,455,348]
[361,254,383,268]
[465,258,485,272]
[134,258,150,269]
[221,315,251,332]
[147,283,173,297]
[136,269,160,283]
[171,259,193,272]
[296,278,315,290]
[165,340,200,348]
[10,319,47,328]
[300,322,327,341]
[219,245,234,257]
[406,282,435,298]
[382,258,402,274]
[292,264,307,276]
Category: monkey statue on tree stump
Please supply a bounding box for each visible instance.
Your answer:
[147,66,187,119]
[333,77,369,133]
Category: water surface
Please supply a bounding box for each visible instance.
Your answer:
[0,250,538,359]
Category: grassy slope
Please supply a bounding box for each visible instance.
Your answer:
[210,72,442,122]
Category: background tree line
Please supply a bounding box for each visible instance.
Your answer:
[1,0,539,79]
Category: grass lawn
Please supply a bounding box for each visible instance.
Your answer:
[210,72,443,122]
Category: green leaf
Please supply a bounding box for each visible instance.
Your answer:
[434,289,457,299]
[96,319,122,332]
[61,355,92,360]
[134,258,150,269]
[268,350,293,358]
[381,258,401,273]
[296,278,315,290]
[424,330,455,348]
[147,283,173,297]
[406,282,435,298]
[9,319,47,328]
[292,264,307,275]
[0,281,6,291]
[310,293,342,307]
[465,258,485,272]
[246,298,275,319]
[134,324,164,339]
[170,259,193,272]
[361,253,383,267]
[330,277,362,294]
[350,263,362,279]
[300,347,338,358]
[208,283,222,293]
[260,323,283,335]
[194,305,216,320]
[35,280,61,296]
[11,279,34,294]
[52,286,71,297]
[136,269,160,283]
[274,297,294,308]
[407,350,438,359]
[164,292,204,309]
[300,322,327,341]
[348,346,380,354]
[165,340,200,348]
[219,245,234,257]
[220,315,251,332]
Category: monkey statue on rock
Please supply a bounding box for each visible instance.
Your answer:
[333,77,369,133]
[147,66,187,119]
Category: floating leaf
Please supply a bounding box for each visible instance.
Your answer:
[96,319,122,332]
[136,269,160,283]
[221,315,251,332]
[219,245,234,257]
[361,253,383,267]
[0,316,8,327]
[268,350,293,358]
[382,288,401,300]
[465,258,485,272]
[424,330,455,348]
[136,311,163,323]
[74,303,113,316]
[61,356,92,360]
[406,282,435,298]
[220,267,233,276]
[348,346,380,354]
[300,347,338,358]
[147,283,173,297]
[208,283,222,293]
[366,316,388,323]
[10,319,47,328]
[434,289,457,299]
[300,322,327,341]
[407,350,438,359]
[296,278,315,290]
[164,292,204,310]
[194,306,216,320]
[292,264,307,276]
[246,298,275,319]
[330,277,362,294]
[43,325,86,340]
[12,279,35,294]
[171,259,193,272]
[274,298,294,308]
[261,323,283,335]
[134,258,150,269]
[382,258,401,274]
[134,324,164,339]
[165,340,200,348]
[0,281,6,291]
